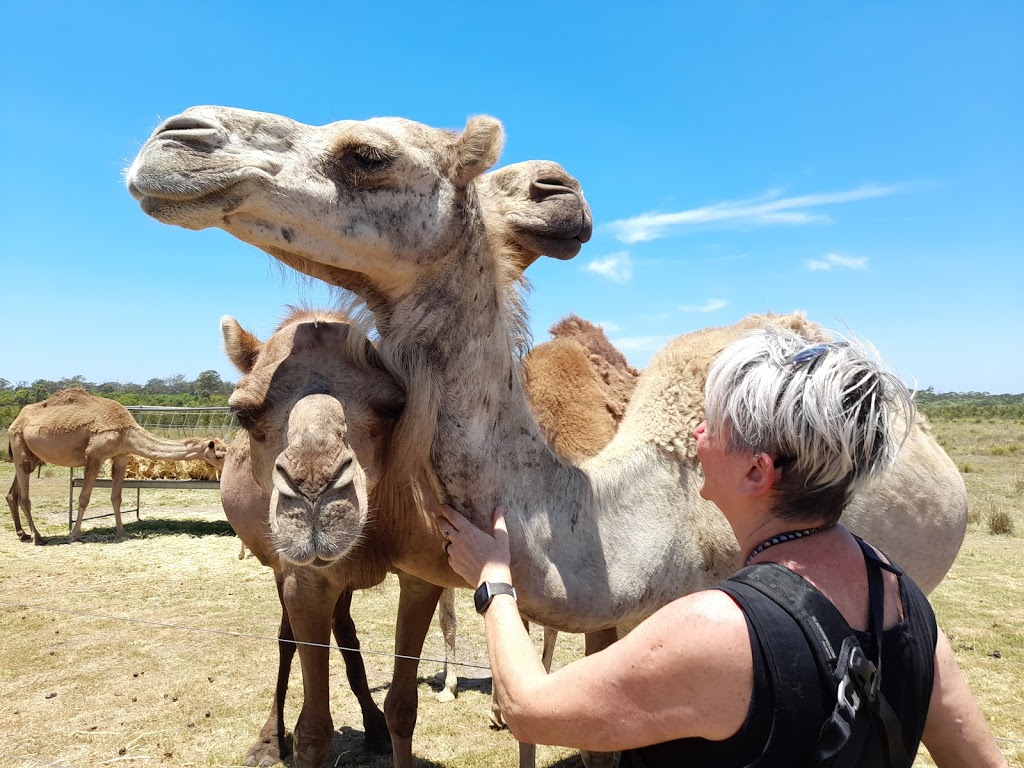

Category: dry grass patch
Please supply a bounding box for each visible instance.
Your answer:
[2,421,1022,766]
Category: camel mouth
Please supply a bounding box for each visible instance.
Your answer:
[127,175,241,205]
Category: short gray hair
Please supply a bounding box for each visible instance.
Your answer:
[704,325,915,524]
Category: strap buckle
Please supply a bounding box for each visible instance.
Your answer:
[837,674,861,718]
[847,644,880,703]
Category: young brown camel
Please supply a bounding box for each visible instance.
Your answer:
[219,304,632,768]
[128,108,967,764]
[6,388,227,544]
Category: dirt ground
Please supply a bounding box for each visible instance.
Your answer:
[1,448,1021,767]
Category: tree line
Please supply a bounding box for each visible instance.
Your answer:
[914,388,1024,421]
[0,372,235,430]
[1,377,1020,432]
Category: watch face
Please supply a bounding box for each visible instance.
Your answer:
[474,582,492,614]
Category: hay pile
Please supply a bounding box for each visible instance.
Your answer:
[125,456,220,481]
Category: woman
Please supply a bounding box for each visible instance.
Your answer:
[437,326,1005,767]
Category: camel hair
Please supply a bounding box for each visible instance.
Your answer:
[218,305,631,768]
[127,103,967,736]
[6,388,227,544]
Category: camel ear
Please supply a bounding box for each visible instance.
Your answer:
[221,316,263,375]
[484,160,593,269]
[452,116,504,186]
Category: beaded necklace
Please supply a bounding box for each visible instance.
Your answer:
[744,524,833,566]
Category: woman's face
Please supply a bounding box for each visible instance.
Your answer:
[693,419,751,509]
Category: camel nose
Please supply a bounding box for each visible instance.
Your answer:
[273,394,355,501]
[152,112,226,148]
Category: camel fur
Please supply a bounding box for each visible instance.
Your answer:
[6,388,226,544]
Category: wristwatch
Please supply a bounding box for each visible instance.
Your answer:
[474,581,517,614]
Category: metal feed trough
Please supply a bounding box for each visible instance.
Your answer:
[68,406,238,531]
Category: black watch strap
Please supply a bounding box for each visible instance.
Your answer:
[474,582,517,614]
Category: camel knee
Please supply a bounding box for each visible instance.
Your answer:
[384,687,419,739]
[292,712,333,768]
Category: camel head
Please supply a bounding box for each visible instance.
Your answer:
[478,160,593,271]
[201,438,228,469]
[127,109,590,309]
[221,309,405,567]
[128,107,502,299]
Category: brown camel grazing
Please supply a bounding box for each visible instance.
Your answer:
[127,109,967,765]
[6,388,227,544]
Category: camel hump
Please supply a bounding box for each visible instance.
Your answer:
[548,314,637,378]
[43,386,91,407]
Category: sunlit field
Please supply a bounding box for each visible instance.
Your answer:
[1,417,1021,766]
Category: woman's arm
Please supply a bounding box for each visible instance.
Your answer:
[921,628,1007,767]
[436,505,753,752]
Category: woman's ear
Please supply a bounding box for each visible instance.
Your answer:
[740,453,778,497]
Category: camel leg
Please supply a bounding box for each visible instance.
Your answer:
[110,455,129,540]
[11,461,44,545]
[332,588,390,754]
[244,572,296,768]
[579,629,621,768]
[6,477,31,542]
[385,572,444,768]
[436,587,458,703]
[70,458,103,542]
[285,571,338,768]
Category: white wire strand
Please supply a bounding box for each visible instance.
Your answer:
[0,599,491,670]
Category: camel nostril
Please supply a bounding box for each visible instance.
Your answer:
[153,114,226,148]
[272,461,303,499]
[330,458,355,491]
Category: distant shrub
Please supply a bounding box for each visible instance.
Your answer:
[1014,475,1024,495]
[987,510,1016,536]
[959,462,973,474]
[966,504,981,526]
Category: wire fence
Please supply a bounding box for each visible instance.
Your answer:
[125,406,239,440]
[1,595,1021,757]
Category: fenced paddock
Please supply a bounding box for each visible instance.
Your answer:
[66,406,238,532]
[1,420,1022,767]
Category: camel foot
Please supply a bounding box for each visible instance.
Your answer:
[363,726,393,755]
[243,731,291,767]
[115,529,129,541]
[18,531,33,543]
[33,534,47,546]
[580,749,621,768]
[436,688,456,703]
[488,701,507,730]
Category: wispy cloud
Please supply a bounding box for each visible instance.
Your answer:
[678,298,727,313]
[806,253,868,271]
[611,335,668,354]
[605,185,901,244]
[596,320,621,333]
[585,251,633,283]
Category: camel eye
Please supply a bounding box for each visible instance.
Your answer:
[231,407,259,432]
[351,145,393,172]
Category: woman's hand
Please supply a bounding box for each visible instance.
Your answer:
[436,505,512,587]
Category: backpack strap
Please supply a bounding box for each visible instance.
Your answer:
[728,541,913,768]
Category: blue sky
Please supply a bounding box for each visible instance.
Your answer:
[2,2,1021,393]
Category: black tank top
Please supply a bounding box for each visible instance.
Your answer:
[621,564,938,768]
